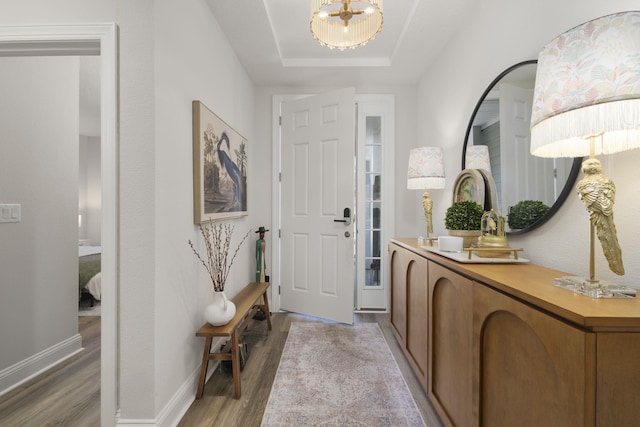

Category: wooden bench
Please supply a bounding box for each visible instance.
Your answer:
[195,282,272,399]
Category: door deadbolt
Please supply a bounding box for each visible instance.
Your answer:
[333,207,352,226]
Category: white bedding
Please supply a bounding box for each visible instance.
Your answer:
[85,272,102,301]
[79,245,102,257]
[79,245,102,300]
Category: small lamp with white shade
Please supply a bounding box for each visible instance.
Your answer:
[530,11,640,298]
[465,145,492,174]
[407,146,445,244]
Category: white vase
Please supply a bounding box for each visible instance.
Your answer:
[204,291,236,326]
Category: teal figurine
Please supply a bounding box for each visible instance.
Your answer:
[255,226,269,282]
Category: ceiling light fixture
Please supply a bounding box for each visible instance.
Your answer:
[310,0,383,50]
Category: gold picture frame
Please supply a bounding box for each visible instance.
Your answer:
[476,169,498,211]
[452,169,485,207]
[192,100,248,223]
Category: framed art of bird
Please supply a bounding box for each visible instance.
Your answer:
[192,100,248,223]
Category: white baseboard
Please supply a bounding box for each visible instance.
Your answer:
[118,338,223,427]
[115,418,156,426]
[0,333,83,397]
[116,418,156,427]
[155,365,208,427]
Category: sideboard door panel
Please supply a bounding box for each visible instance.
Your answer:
[406,255,428,389]
[474,283,595,427]
[428,261,474,427]
[389,242,428,389]
[597,332,640,426]
[389,244,407,345]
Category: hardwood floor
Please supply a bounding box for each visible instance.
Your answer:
[178,312,444,427]
[0,315,101,427]
[0,312,444,427]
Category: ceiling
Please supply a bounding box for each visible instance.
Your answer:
[77,1,478,136]
[205,0,477,87]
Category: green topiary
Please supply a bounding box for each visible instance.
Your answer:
[445,201,484,230]
[507,200,550,230]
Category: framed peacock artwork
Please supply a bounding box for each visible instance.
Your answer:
[192,100,248,223]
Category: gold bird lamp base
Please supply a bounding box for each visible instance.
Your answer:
[420,190,438,246]
[552,140,637,299]
[553,224,636,298]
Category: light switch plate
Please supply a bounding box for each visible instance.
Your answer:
[0,204,21,223]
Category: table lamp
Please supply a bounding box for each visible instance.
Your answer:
[465,145,492,174]
[530,11,640,298]
[407,146,445,244]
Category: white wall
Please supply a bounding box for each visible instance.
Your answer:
[153,0,256,418]
[86,137,102,245]
[414,0,640,287]
[79,135,101,245]
[79,135,89,242]
[0,1,257,422]
[0,57,82,389]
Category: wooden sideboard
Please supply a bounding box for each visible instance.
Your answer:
[389,238,640,427]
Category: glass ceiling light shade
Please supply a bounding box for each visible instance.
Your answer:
[465,145,492,173]
[407,146,445,242]
[310,0,383,51]
[530,11,640,298]
[530,11,640,158]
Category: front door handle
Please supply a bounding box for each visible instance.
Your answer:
[334,207,351,225]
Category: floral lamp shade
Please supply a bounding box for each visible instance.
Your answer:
[407,146,445,190]
[530,11,640,157]
[465,145,492,173]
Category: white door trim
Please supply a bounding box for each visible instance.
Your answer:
[355,94,395,311]
[271,94,308,313]
[0,23,119,426]
[272,93,395,315]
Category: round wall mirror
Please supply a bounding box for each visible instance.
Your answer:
[461,60,582,235]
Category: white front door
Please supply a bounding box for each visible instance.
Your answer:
[280,88,355,324]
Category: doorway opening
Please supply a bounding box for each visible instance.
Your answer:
[271,93,395,319]
[0,24,119,426]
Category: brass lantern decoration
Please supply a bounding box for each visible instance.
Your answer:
[476,209,509,258]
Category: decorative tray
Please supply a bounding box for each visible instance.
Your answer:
[420,245,530,264]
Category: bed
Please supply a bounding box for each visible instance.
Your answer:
[79,245,102,301]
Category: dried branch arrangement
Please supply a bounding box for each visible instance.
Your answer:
[189,221,251,292]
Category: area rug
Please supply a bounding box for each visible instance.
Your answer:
[261,322,426,426]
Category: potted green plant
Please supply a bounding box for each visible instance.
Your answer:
[507,200,550,230]
[445,200,484,248]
